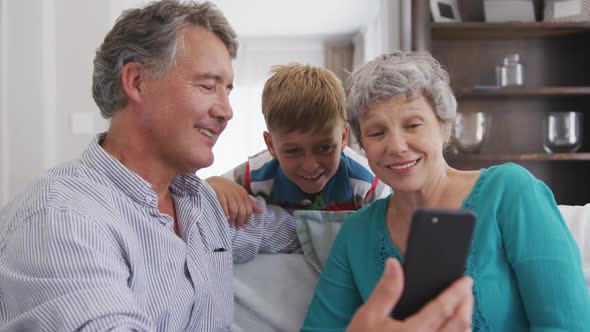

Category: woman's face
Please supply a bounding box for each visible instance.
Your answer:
[359,94,448,193]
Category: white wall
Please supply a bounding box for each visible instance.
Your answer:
[1,0,7,203]
[363,0,403,63]
[0,0,112,205]
[0,0,402,205]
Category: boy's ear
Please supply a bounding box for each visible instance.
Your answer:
[264,131,278,158]
[340,123,349,152]
[121,61,146,105]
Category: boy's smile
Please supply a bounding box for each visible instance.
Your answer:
[264,124,348,194]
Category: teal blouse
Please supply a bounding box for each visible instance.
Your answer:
[302,163,590,331]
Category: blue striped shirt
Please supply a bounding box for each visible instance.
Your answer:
[0,134,300,331]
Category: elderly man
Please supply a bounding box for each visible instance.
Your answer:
[0,1,472,331]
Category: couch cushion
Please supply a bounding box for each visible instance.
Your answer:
[558,204,590,292]
[294,210,354,272]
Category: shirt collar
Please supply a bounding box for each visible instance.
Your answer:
[81,133,202,206]
[271,153,352,206]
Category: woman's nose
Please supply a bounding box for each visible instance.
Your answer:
[387,132,408,154]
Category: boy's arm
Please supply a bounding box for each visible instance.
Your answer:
[206,176,262,228]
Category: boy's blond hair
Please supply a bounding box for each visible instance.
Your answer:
[261,63,346,133]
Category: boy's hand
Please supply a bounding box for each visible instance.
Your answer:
[206,176,264,228]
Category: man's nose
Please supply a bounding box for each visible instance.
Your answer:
[211,92,233,123]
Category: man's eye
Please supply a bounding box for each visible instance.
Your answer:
[200,85,214,92]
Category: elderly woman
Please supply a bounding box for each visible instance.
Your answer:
[302,52,590,331]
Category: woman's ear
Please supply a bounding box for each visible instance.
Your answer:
[121,62,146,105]
[263,131,278,159]
[442,122,453,148]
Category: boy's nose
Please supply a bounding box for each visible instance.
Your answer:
[301,154,319,172]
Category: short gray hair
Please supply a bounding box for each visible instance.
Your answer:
[346,51,457,145]
[92,0,238,119]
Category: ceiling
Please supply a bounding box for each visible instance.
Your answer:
[208,0,376,38]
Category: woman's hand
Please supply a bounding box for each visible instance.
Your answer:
[347,258,473,332]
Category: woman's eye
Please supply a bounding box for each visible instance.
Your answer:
[407,123,422,129]
[367,131,384,137]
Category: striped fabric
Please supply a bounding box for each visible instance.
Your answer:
[224,147,391,211]
[0,134,300,332]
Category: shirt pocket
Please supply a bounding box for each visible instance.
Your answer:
[205,250,233,328]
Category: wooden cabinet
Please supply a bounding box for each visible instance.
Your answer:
[412,0,590,205]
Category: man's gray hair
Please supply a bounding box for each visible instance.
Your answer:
[92,0,238,119]
[346,51,457,145]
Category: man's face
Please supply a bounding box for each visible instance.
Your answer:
[264,124,348,194]
[139,26,234,174]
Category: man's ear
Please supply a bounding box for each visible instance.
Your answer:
[341,123,349,152]
[263,131,278,159]
[121,62,146,105]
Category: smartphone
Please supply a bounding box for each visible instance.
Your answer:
[392,208,476,320]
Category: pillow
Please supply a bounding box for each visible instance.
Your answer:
[294,210,355,272]
[558,204,590,292]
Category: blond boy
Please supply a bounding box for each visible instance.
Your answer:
[208,64,389,226]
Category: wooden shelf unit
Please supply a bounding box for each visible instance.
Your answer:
[432,22,590,39]
[412,0,590,205]
[457,87,590,98]
[448,153,590,162]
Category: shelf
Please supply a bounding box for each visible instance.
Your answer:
[432,22,590,40]
[456,87,590,98]
[448,153,590,161]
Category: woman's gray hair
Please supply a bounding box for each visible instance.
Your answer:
[92,0,238,119]
[346,51,457,145]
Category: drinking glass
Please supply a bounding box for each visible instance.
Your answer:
[453,112,489,154]
[543,112,583,153]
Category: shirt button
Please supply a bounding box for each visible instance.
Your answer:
[300,199,312,206]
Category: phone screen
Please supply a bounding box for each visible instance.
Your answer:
[392,208,475,320]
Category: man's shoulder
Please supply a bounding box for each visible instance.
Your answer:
[1,160,116,221]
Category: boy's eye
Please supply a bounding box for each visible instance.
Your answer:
[283,148,302,156]
[315,144,336,154]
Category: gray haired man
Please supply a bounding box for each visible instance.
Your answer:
[0,1,472,331]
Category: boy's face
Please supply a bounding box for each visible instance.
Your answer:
[264,123,349,194]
